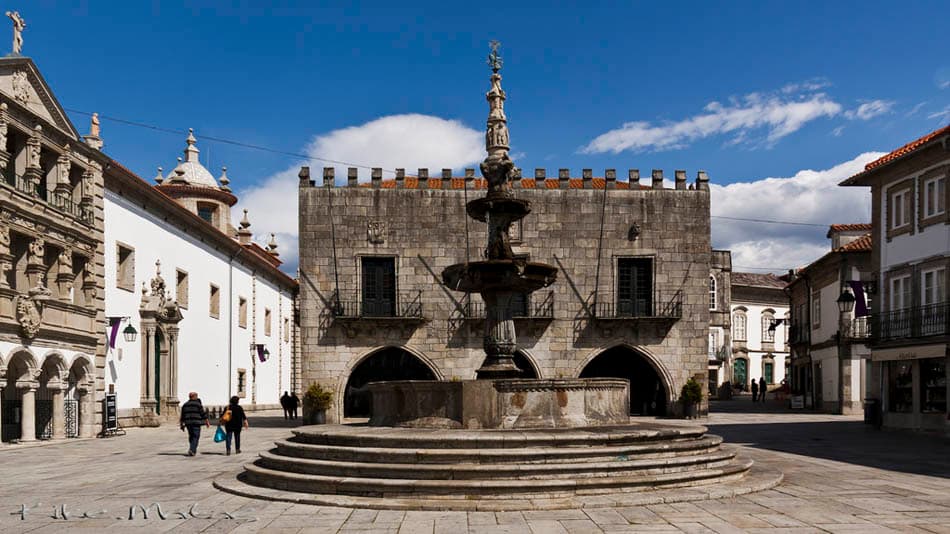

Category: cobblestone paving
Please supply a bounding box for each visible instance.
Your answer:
[1,399,948,533]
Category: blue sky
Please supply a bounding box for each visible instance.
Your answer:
[16,1,950,273]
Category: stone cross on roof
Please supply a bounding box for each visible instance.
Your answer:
[5,11,25,56]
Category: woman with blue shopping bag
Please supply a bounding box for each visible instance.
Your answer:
[219,396,249,455]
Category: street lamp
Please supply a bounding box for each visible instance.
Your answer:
[836,290,856,415]
[122,323,138,343]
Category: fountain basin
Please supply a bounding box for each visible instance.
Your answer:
[442,260,557,293]
[366,378,630,429]
[466,196,531,223]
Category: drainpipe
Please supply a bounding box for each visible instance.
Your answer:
[228,247,245,397]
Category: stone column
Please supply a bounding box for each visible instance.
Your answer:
[0,223,11,288]
[166,329,180,411]
[17,382,37,442]
[77,387,94,438]
[54,152,72,197]
[0,103,9,172]
[140,326,156,411]
[478,290,520,378]
[50,383,65,439]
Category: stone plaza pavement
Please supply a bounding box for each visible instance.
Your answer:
[1,400,949,533]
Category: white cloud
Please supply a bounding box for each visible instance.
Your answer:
[581,89,843,154]
[710,152,886,273]
[844,99,894,120]
[234,114,483,275]
[906,101,928,117]
[928,106,950,120]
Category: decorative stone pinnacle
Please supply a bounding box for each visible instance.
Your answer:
[219,166,231,191]
[184,128,199,162]
[154,166,164,184]
[239,209,251,230]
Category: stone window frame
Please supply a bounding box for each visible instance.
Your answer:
[611,254,655,315]
[919,166,949,230]
[264,307,272,337]
[209,283,221,319]
[732,307,747,342]
[236,368,247,398]
[115,241,135,292]
[356,253,400,314]
[196,201,219,227]
[709,275,717,311]
[708,327,722,360]
[175,268,189,309]
[762,355,775,384]
[918,256,950,306]
[283,318,290,343]
[238,296,248,328]
[733,353,749,389]
[811,291,821,329]
[886,269,913,311]
[885,178,915,241]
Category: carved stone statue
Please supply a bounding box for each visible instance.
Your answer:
[26,134,41,169]
[15,295,42,339]
[89,113,100,137]
[0,224,9,255]
[27,238,44,264]
[58,249,72,271]
[0,102,8,152]
[5,11,25,55]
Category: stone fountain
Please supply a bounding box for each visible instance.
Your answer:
[216,44,781,510]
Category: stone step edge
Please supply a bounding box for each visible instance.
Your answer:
[213,463,783,511]
[241,457,753,495]
[273,436,724,463]
[256,448,738,478]
[290,425,710,449]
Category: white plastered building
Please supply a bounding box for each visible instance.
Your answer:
[730,273,790,392]
[102,133,298,426]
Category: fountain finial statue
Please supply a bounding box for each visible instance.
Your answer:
[481,41,513,199]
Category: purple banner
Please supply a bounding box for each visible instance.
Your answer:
[257,345,266,362]
[849,281,869,317]
[108,318,121,349]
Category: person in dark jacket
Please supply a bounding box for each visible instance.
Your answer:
[289,392,300,420]
[223,395,249,455]
[179,391,210,456]
[280,391,291,419]
[759,377,768,403]
[750,379,759,402]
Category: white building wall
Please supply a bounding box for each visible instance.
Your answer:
[732,300,789,386]
[104,191,293,412]
[881,169,950,273]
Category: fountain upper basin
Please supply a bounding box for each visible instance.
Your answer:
[442,260,558,293]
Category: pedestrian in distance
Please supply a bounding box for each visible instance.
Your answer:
[221,395,249,455]
[179,391,210,456]
[280,391,291,420]
[750,379,759,403]
[759,377,767,403]
[289,392,300,420]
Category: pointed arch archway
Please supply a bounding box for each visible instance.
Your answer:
[577,344,673,416]
[67,354,96,438]
[342,346,440,418]
[36,351,68,440]
[512,349,540,379]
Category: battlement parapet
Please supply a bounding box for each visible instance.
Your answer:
[299,166,711,191]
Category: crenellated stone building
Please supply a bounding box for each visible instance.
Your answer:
[298,165,713,422]
[0,55,105,442]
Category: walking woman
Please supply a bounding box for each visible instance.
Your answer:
[223,395,249,455]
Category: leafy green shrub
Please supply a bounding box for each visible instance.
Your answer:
[679,378,703,405]
[303,383,334,412]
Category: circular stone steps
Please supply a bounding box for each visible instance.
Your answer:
[215,423,782,510]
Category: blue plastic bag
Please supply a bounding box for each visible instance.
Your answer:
[213,425,226,443]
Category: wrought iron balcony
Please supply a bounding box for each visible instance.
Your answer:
[872,302,949,342]
[843,316,872,339]
[460,290,554,320]
[788,323,809,345]
[329,290,425,321]
[592,291,682,321]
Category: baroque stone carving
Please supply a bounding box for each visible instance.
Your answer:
[367,220,386,244]
[0,102,8,154]
[27,238,44,264]
[6,10,25,55]
[11,70,30,104]
[26,130,41,168]
[14,293,44,339]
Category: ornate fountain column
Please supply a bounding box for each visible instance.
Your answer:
[50,381,65,439]
[17,381,37,442]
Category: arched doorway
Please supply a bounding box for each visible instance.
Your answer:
[3,350,37,442]
[733,358,748,391]
[344,347,437,417]
[512,350,539,379]
[580,346,668,416]
[67,357,93,438]
[36,354,66,440]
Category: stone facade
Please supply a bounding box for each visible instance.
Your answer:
[298,168,712,422]
[0,56,105,442]
[709,250,732,397]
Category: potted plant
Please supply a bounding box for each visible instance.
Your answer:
[679,378,703,419]
[303,383,334,424]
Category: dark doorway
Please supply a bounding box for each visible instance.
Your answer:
[344,347,436,417]
[580,346,667,416]
[361,257,396,317]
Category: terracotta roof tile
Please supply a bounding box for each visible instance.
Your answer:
[848,124,950,183]
[826,223,871,238]
[326,176,649,190]
[836,233,872,252]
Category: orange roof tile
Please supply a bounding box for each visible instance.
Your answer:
[836,234,872,252]
[326,176,650,190]
[863,123,950,173]
[826,223,871,238]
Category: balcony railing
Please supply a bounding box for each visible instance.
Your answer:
[329,290,424,320]
[592,291,682,320]
[872,302,950,342]
[2,174,93,225]
[460,291,554,320]
[843,316,872,339]
[788,323,809,345]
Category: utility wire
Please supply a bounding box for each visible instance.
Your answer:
[65,108,850,229]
